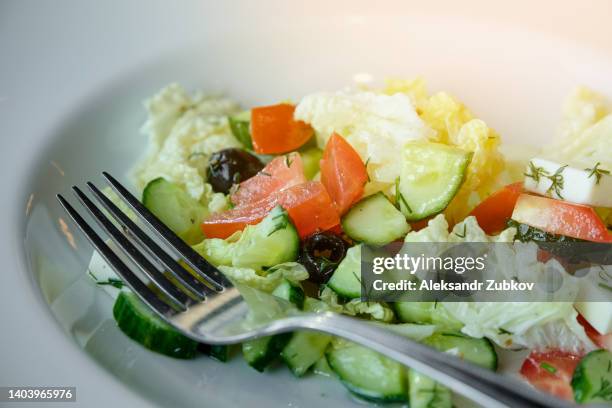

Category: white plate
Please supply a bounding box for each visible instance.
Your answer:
[3,1,612,407]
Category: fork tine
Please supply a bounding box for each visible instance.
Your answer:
[86,181,210,301]
[57,194,175,317]
[102,172,231,289]
[71,186,190,312]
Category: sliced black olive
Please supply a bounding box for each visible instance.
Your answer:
[207,148,264,194]
[298,232,348,284]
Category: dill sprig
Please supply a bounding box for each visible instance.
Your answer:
[267,212,289,236]
[545,165,567,199]
[592,378,612,400]
[394,177,412,213]
[585,162,610,185]
[285,154,294,168]
[454,224,467,239]
[524,161,548,183]
[539,362,557,374]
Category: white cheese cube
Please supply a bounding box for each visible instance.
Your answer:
[523,157,612,207]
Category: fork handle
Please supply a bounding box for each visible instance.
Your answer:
[288,313,572,408]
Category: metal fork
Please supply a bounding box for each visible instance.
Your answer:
[57,172,573,408]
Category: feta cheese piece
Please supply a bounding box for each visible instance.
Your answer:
[295,90,431,185]
[575,264,612,334]
[576,302,612,335]
[524,157,612,207]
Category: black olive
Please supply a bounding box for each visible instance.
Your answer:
[298,232,348,284]
[207,148,264,194]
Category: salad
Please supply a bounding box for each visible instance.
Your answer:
[88,79,612,406]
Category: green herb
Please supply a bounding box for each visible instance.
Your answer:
[592,378,612,400]
[399,193,412,213]
[364,157,371,182]
[598,283,612,293]
[97,278,125,289]
[545,165,567,198]
[599,267,612,282]
[260,171,272,177]
[454,224,467,239]
[353,271,373,304]
[539,362,557,374]
[88,270,125,289]
[585,162,610,185]
[316,256,340,272]
[394,177,412,213]
[285,154,294,168]
[498,327,513,335]
[524,161,548,183]
[267,215,288,236]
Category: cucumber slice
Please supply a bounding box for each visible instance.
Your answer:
[327,245,362,299]
[241,276,302,372]
[228,110,252,149]
[281,330,332,377]
[232,206,299,270]
[281,298,333,376]
[398,142,472,221]
[313,356,334,377]
[272,279,305,310]
[198,344,232,362]
[394,302,464,331]
[394,302,435,324]
[572,349,612,403]
[142,178,208,245]
[342,193,409,245]
[424,332,497,370]
[326,343,407,403]
[408,369,452,408]
[300,147,323,180]
[242,333,293,372]
[113,292,198,359]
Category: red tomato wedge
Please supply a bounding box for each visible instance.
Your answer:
[577,314,612,351]
[202,181,339,239]
[512,194,612,243]
[469,182,523,234]
[250,103,314,154]
[320,133,368,214]
[230,152,306,206]
[278,182,340,238]
[520,349,582,400]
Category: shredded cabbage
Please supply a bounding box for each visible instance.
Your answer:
[132,83,240,207]
[319,286,394,322]
[218,262,308,293]
[404,214,593,352]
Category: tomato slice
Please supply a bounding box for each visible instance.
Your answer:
[320,133,368,214]
[277,182,340,238]
[512,194,612,243]
[202,181,339,239]
[250,103,314,154]
[230,152,306,206]
[469,182,523,234]
[200,195,278,239]
[520,349,583,400]
[577,314,612,351]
